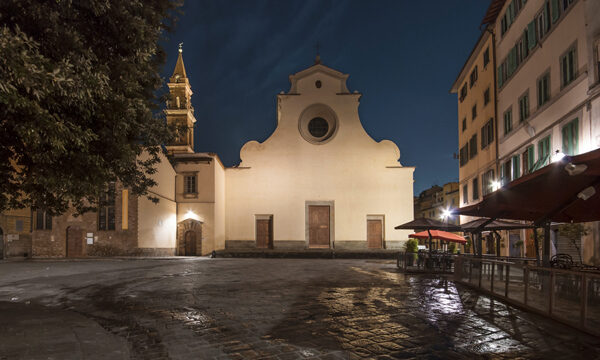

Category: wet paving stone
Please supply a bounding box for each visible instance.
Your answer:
[0,258,600,359]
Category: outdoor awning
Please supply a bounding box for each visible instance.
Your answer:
[409,230,466,244]
[460,218,535,233]
[456,148,600,224]
[395,217,463,232]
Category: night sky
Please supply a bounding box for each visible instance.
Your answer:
[159,0,490,195]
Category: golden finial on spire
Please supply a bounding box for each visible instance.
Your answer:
[178,42,183,53]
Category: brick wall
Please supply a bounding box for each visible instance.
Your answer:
[32,182,140,257]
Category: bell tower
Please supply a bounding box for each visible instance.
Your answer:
[165,44,196,155]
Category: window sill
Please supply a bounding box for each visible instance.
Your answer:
[183,193,198,199]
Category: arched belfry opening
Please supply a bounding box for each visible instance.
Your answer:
[177,219,202,256]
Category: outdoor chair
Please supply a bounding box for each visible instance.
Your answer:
[550,253,574,269]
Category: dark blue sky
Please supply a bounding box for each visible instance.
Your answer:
[160,0,490,195]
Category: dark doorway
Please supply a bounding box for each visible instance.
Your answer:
[367,219,383,249]
[184,230,197,256]
[256,218,273,249]
[66,226,83,257]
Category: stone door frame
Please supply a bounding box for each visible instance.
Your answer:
[305,201,335,249]
[177,219,202,256]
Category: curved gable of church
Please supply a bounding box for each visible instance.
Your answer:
[236,63,403,169]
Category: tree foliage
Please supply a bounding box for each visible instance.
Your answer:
[0,0,181,215]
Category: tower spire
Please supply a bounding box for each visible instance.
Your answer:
[165,44,195,155]
[170,43,187,83]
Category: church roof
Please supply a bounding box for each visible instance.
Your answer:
[170,47,188,83]
[287,57,350,94]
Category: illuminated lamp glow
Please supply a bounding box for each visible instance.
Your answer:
[552,151,566,163]
[491,180,501,191]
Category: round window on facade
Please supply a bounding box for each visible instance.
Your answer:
[298,104,338,144]
[308,117,328,138]
[315,80,322,88]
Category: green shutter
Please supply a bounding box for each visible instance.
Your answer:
[551,0,560,23]
[574,118,579,154]
[562,125,570,155]
[513,156,520,179]
[527,145,534,171]
[527,20,537,51]
[497,65,504,88]
[507,3,514,25]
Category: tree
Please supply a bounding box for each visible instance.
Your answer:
[0,0,182,215]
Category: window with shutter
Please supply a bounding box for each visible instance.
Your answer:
[561,46,576,88]
[487,118,494,145]
[537,72,550,106]
[512,155,521,180]
[469,135,478,159]
[501,161,512,185]
[507,3,514,26]
[504,108,513,135]
[523,145,535,175]
[472,177,479,200]
[562,118,579,156]
[551,0,560,22]
[497,65,504,88]
[519,92,529,122]
[527,20,537,51]
[538,135,551,166]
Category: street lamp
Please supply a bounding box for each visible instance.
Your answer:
[552,150,566,163]
[491,180,501,192]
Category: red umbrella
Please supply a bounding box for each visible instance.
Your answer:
[409,230,466,244]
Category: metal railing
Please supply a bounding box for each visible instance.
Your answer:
[454,256,600,336]
[397,251,458,273]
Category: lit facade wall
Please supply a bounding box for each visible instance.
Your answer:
[224,64,415,250]
[451,29,498,226]
[493,0,600,261]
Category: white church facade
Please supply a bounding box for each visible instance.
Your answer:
[169,52,415,254]
[28,50,414,257]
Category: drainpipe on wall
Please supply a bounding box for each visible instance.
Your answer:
[487,24,500,184]
[486,24,503,256]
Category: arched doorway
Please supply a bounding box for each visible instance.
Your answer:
[184,230,196,256]
[177,219,202,256]
[66,226,83,257]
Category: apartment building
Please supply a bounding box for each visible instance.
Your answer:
[451,28,498,217]
[493,0,600,261]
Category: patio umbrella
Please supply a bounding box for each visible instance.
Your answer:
[394,217,462,232]
[409,230,466,244]
[456,148,600,224]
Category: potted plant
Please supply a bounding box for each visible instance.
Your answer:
[404,238,418,266]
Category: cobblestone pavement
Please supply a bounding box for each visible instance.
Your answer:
[1,258,599,359]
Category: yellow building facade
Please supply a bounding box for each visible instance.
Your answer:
[452,29,498,214]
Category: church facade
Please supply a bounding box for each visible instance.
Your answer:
[169,52,415,253]
[26,50,414,257]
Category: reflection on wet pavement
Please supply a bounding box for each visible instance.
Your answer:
[0,258,599,359]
